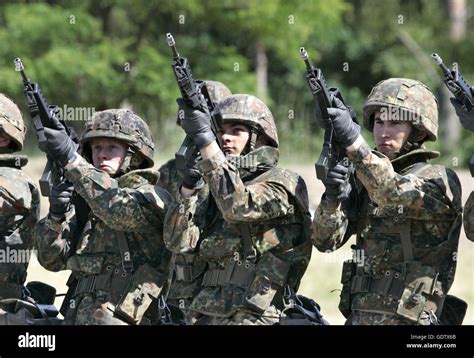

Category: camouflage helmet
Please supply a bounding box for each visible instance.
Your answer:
[203,80,232,103]
[214,94,279,148]
[81,109,155,168]
[0,94,26,151]
[363,78,438,141]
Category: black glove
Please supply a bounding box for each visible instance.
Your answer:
[43,120,78,167]
[181,151,204,190]
[49,181,75,220]
[450,97,474,132]
[176,98,215,149]
[322,163,352,202]
[325,98,361,148]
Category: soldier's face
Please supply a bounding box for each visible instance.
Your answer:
[90,138,128,175]
[0,132,12,148]
[218,122,250,155]
[373,113,413,153]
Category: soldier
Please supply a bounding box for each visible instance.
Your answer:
[0,94,41,322]
[158,80,231,322]
[450,96,474,242]
[34,109,174,325]
[312,78,463,325]
[0,94,45,325]
[164,94,313,325]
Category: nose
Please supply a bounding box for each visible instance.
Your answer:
[97,148,109,160]
[380,123,390,138]
[221,132,232,143]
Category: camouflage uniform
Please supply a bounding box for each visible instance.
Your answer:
[164,94,313,325]
[34,109,174,325]
[313,79,463,325]
[450,95,474,241]
[0,94,40,301]
[160,80,230,321]
[464,192,474,241]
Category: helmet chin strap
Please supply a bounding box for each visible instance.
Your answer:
[387,128,423,159]
[115,147,136,177]
[242,128,259,155]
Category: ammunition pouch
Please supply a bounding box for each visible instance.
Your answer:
[396,262,444,324]
[174,254,206,283]
[114,264,164,325]
[338,260,356,318]
[73,263,164,325]
[349,262,445,325]
[243,253,289,314]
[201,259,255,288]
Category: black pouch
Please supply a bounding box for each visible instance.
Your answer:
[338,260,356,318]
[59,274,78,318]
[439,295,468,325]
[115,264,164,325]
[244,253,289,314]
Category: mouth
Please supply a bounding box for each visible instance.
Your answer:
[99,164,111,171]
[378,143,392,150]
[222,146,234,154]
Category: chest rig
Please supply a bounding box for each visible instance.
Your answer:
[340,161,461,324]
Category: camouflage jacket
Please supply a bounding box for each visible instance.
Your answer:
[34,155,174,324]
[158,159,209,303]
[164,146,312,318]
[464,191,474,241]
[313,142,462,320]
[0,154,40,299]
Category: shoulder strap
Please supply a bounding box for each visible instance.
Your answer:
[115,231,134,272]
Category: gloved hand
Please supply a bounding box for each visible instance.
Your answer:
[49,180,75,220]
[181,150,205,190]
[43,119,78,167]
[449,97,474,132]
[326,98,361,148]
[176,98,215,149]
[322,163,352,202]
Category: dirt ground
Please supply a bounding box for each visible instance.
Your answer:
[23,156,474,325]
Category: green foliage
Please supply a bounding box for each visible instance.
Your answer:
[0,0,473,165]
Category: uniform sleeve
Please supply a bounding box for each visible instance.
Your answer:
[163,193,201,254]
[312,199,350,252]
[65,155,170,232]
[347,141,458,219]
[34,216,76,272]
[464,191,474,242]
[197,151,293,223]
[0,170,40,250]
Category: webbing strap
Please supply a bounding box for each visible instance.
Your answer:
[115,230,134,272]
